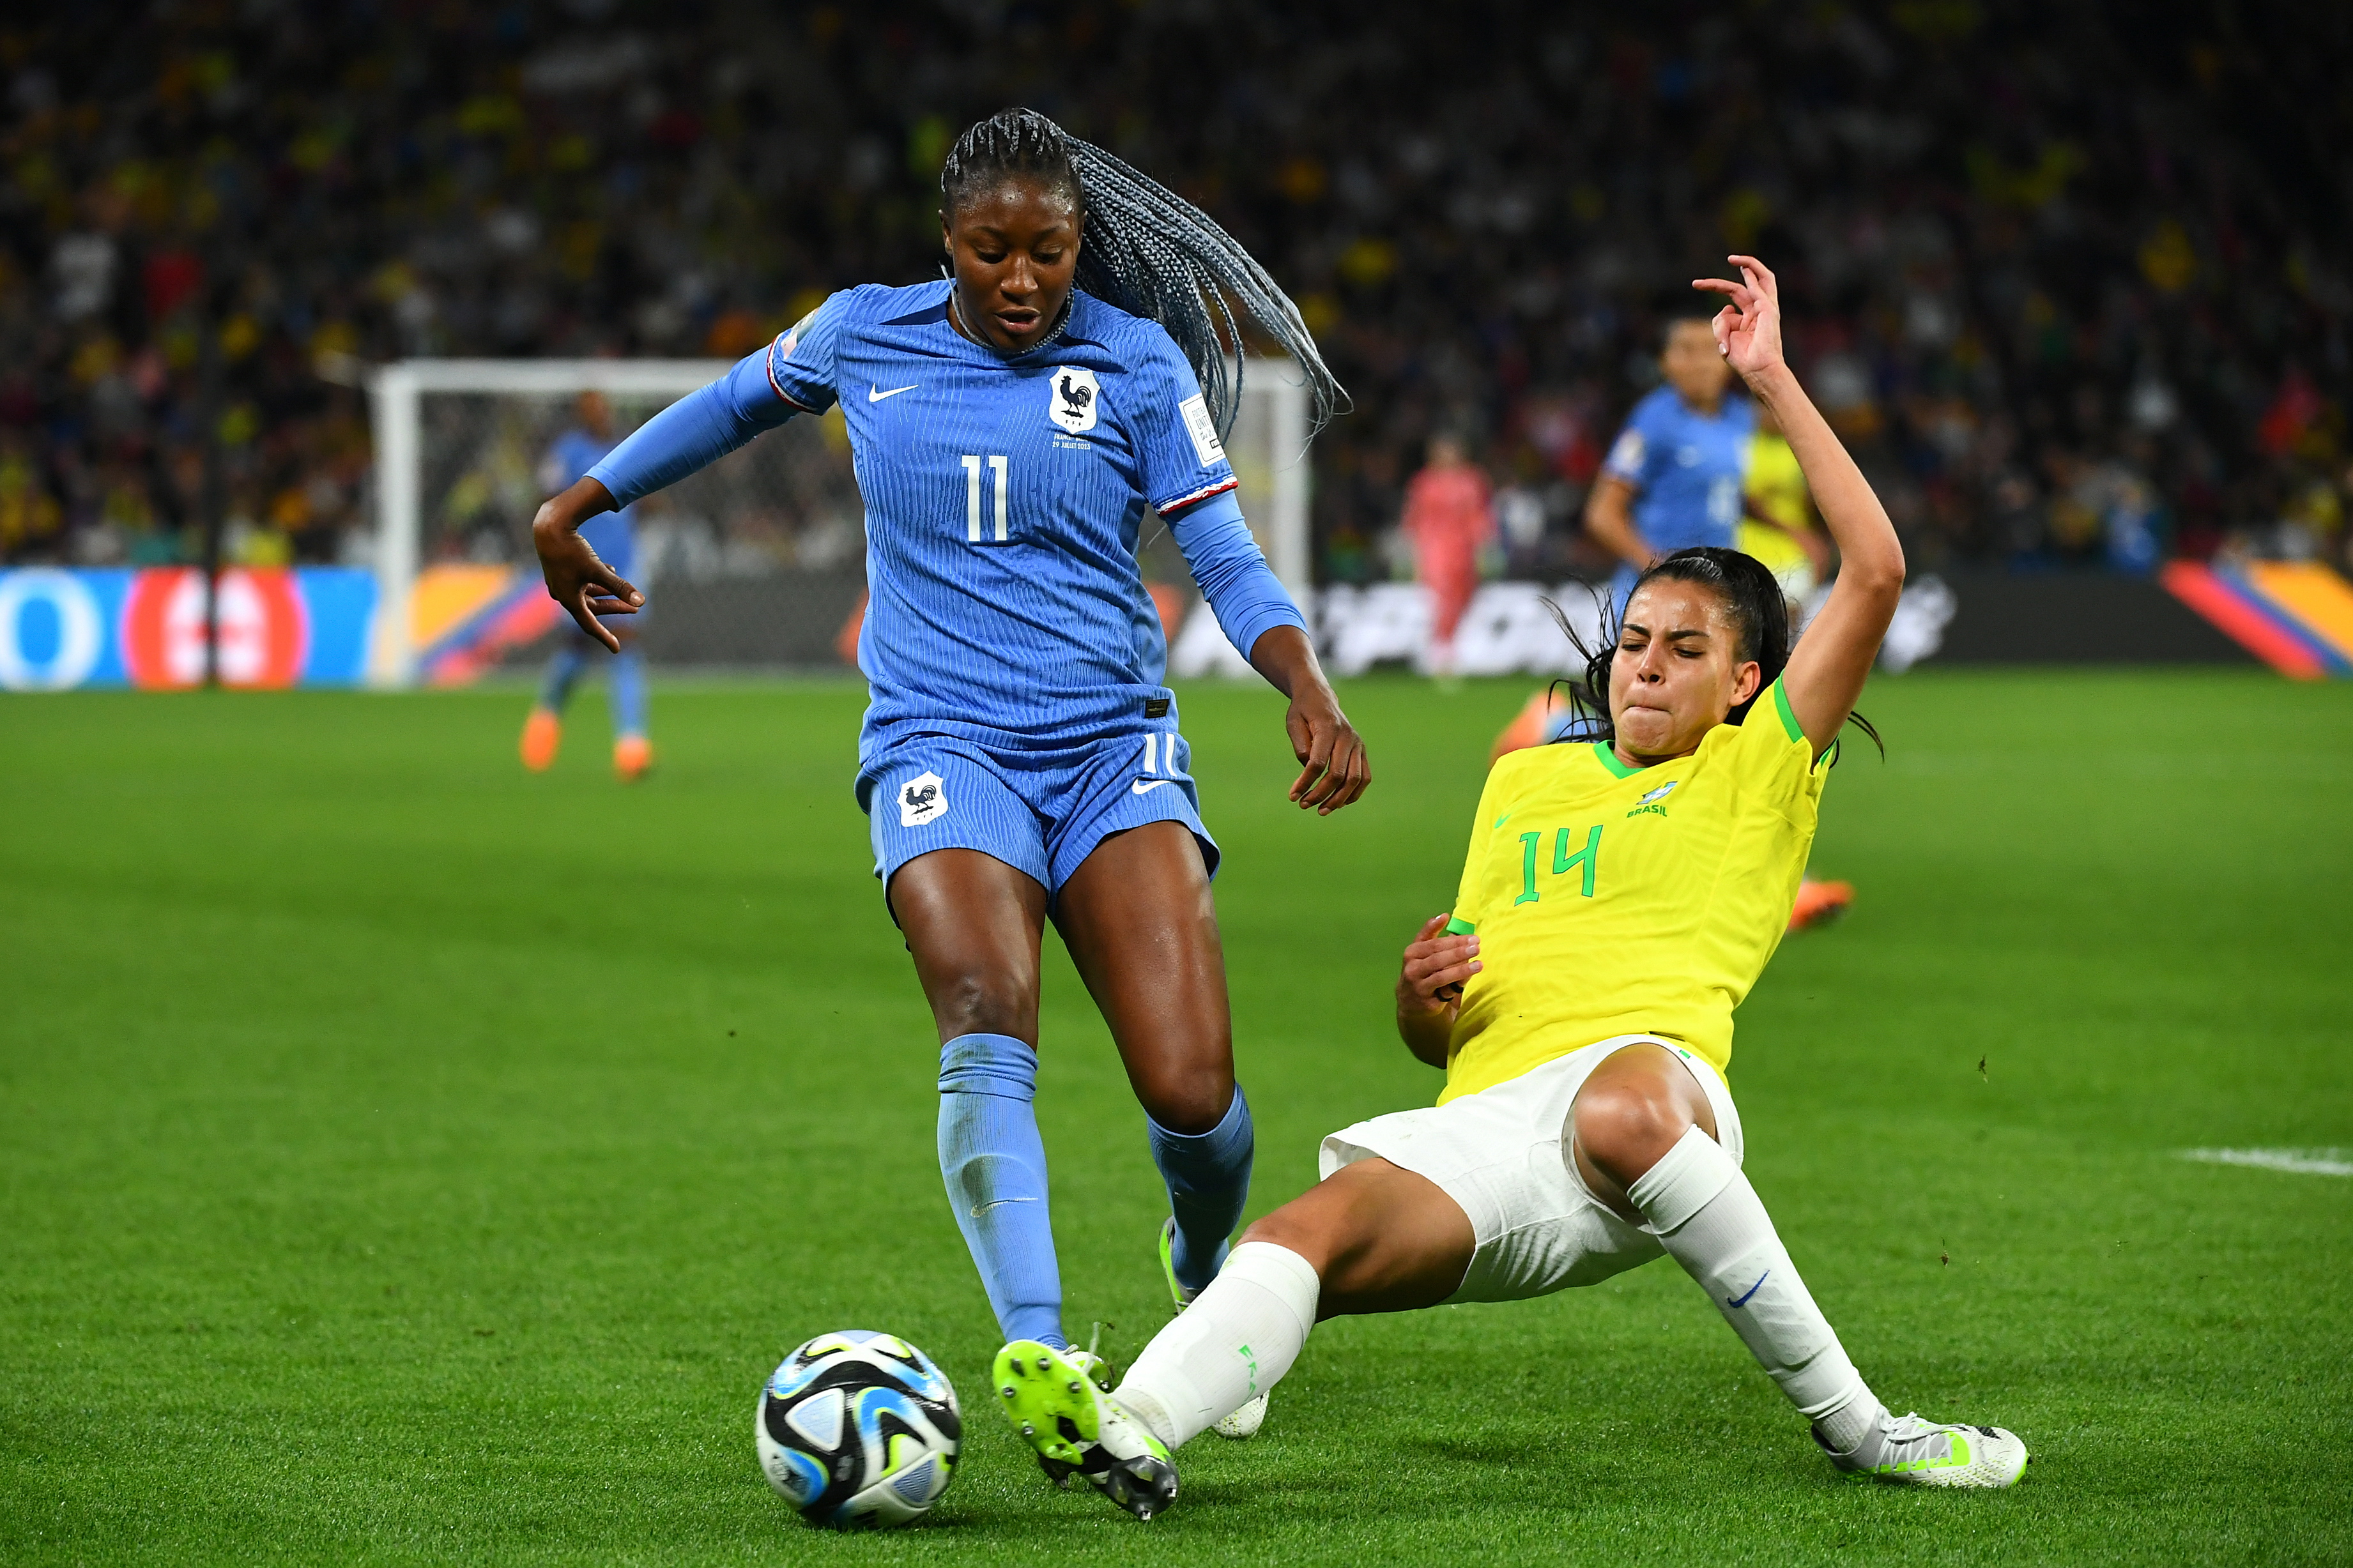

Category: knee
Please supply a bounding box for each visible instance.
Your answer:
[932,968,1036,1042]
[1573,1076,1699,1189]
[1138,1065,1234,1136]
[1237,1203,1322,1268]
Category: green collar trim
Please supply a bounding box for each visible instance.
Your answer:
[1772,678,1804,743]
[1591,742,1642,779]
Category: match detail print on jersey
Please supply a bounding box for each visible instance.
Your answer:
[1179,394,1226,466]
[899,770,949,827]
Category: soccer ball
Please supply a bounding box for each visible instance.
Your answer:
[755,1330,962,1529]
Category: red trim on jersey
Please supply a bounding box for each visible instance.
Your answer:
[1155,477,1239,516]
[765,334,820,415]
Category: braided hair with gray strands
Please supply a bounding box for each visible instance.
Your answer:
[939,108,1347,440]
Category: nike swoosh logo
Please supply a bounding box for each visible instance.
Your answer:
[1726,1270,1769,1308]
[969,1197,1038,1217]
[868,383,918,402]
[1131,779,1173,795]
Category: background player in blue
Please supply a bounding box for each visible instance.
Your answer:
[524,110,1363,1452]
[1585,310,1756,616]
[519,390,654,782]
[1573,310,1855,930]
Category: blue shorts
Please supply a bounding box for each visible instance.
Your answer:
[861,727,1220,902]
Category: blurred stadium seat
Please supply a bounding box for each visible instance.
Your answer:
[1,3,2349,654]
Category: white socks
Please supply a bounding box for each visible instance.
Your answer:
[1109,1135,1884,1457]
[1627,1127,1882,1450]
[1114,1241,1320,1450]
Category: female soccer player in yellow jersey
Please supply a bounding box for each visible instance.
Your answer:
[990,256,2028,1520]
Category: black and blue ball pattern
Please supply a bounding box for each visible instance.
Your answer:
[755,1330,962,1528]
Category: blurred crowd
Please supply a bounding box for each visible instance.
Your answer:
[4,1,2350,581]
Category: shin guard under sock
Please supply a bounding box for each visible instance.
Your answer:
[1115,1240,1319,1449]
[937,1033,1064,1350]
[1147,1085,1254,1294]
[1627,1127,1878,1429]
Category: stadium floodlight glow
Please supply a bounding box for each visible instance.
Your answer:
[365,356,1310,688]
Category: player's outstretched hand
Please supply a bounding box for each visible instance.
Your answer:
[531,476,642,653]
[1693,254,1786,384]
[1285,682,1370,814]
[1399,913,1481,1014]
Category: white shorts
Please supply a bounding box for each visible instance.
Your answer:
[1317,1035,1744,1304]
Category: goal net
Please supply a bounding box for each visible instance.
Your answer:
[365,357,1312,686]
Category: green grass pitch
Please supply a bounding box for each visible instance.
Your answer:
[3,669,2348,1565]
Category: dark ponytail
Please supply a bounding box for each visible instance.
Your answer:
[939,107,1347,439]
[1548,547,1881,756]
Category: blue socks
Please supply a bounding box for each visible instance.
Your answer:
[609,646,648,738]
[1150,1085,1255,1294]
[538,642,588,711]
[937,1033,1065,1350]
[937,1039,1252,1337]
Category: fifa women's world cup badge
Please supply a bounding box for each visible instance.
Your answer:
[1047,367,1099,434]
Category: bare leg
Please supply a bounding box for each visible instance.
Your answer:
[1243,1157,1476,1318]
[889,848,1047,1045]
[1053,821,1232,1132]
[1056,821,1257,1293]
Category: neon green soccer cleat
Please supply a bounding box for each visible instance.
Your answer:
[1020,1344,1117,1490]
[993,1340,1179,1521]
[1820,1412,2030,1488]
[1159,1218,1268,1440]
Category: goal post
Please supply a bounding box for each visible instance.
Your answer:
[367,358,730,687]
[365,355,1313,688]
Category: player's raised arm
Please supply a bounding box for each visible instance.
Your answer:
[1695,255,1903,756]
[530,342,809,649]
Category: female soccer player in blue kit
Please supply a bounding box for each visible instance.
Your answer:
[528,110,1361,1440]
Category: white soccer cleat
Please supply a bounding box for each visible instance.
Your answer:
[1212,1390,1268,1440]
[1160,1217,1269,1440]
[1819,1411,2030,1488]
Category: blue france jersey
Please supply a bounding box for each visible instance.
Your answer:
[1600,386,1755,553]
[766,281,1240,776]
[542,427,636,579]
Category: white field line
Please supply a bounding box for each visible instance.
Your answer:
[2179,1148,2353,1178]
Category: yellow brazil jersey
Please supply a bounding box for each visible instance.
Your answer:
[1743,430,1812,533]
[1438,679,1830,1103]
[1738,430,1818,602]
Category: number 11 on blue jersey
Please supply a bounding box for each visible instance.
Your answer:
[961,455,1009,542]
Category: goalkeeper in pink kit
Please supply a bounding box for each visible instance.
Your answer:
[1401,433,1494,675]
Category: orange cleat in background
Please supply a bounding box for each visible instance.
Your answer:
[1786,878,1853,934]
[520,708,562,772]
[613,734,655,782]
[1492,685,1575,763]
